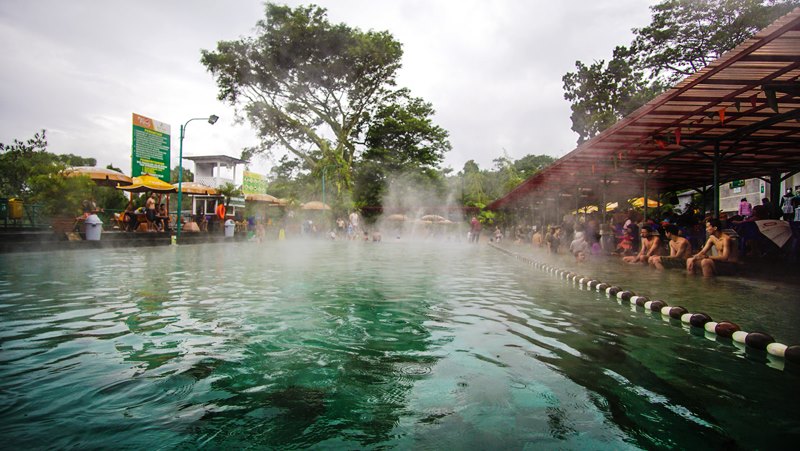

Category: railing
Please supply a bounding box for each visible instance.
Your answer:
[194,176,234,188]
[0,199,46,229]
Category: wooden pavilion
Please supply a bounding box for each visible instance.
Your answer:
[489,8,800,222]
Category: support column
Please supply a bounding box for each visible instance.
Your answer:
[643,164,649,221]
[770,171,782,219]
[712,143,720,218]
[575,186,580,223]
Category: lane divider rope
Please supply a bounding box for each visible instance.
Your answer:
[489,244,800,366]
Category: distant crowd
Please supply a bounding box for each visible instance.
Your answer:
[496,189,800,278]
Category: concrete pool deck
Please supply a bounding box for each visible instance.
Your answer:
[0,229,248,253]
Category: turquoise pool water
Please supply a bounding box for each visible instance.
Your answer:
[0,241,798,449]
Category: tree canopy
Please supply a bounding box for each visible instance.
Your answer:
[562,0,799,143]
[0,130,129,217]
[0,129,96,199]
[201,3,404,190]
[352,92,451,212]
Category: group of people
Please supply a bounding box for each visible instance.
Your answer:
[118,193,170,232]
[739,189,800,222]
[520,207,747,277]
[620,220,735,277]
[330,211,363,240]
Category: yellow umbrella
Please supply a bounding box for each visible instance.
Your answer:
[605,202,619,212]
[63,166,132,187]
[572,205,598,214]
[629,197,660,208]
[117,174,177,193]
[245,193,279,203]
[301,201,331,210]
[173,181,218,195]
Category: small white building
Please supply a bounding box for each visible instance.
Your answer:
[183,155,248,219]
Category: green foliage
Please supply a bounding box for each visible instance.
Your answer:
[562,0,798,143]
[266,154,317,203]
[56,154,96,167]
[513,154,556,179]
[0,130,56,198]
[633,0,800,84]
[354,92,451,209]
[478,209,495,225]
[217,182,243,209]
[28,173,94,217]
[363,92,451,172]
[170,165,194,183]
[563,46,666,143]
[201,2,404,191]
[94,186,128,213]
[460,160,490,206]
[0,130,128,217]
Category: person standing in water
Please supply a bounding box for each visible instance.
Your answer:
[469,217,482,243]
[349,210,360,235]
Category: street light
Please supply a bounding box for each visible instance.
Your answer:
[175,115,218,242]
[321,164,334,208]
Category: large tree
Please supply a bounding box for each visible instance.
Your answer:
[563,0,799,143]
[201,3,403,191]
[353,93,451,212]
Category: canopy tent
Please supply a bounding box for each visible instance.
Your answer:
[117,175,177,193]
[173,181,218,195]
[63,166,132,187]
[420,214,448,223]
[245,193,280,203]
[385,214,409,221]
[301,201,331,210]
[489,8,800,218]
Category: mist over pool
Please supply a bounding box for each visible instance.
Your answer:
[0,240,798,449]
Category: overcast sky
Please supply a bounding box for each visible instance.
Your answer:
[0,0,657,178]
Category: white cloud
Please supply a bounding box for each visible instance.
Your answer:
[0,0,656,179]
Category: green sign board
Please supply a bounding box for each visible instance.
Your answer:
[132,113,171,181]
[242,170,268,194]
[728,179,745,189]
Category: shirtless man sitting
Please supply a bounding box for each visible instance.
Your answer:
[686,218,736,277]
[649,224,691,270]
[622,225,663,264]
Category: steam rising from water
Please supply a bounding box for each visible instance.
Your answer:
[372,172,466,240]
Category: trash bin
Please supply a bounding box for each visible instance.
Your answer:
[9,198,23,220]
[224,219,235,238]
[85,214,103,241]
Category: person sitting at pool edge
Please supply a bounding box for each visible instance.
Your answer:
[649,224,691,270]
[622,225,662,264]
[686,218,737,277]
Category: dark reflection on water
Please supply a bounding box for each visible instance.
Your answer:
[0,241,798,449]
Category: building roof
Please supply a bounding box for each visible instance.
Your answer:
[183,155,249,167]
[489,7,800,210]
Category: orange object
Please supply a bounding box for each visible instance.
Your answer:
[216,203,226,219]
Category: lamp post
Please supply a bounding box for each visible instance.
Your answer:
[175,114,218,243]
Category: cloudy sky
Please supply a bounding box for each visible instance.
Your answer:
[0,0,657,178]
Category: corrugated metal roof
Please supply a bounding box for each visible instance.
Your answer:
[490,7,800,210]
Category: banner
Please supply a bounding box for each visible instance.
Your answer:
[242,170,268,194]
[132,113,171,181]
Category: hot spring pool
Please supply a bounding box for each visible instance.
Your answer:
[0,240,798,449]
